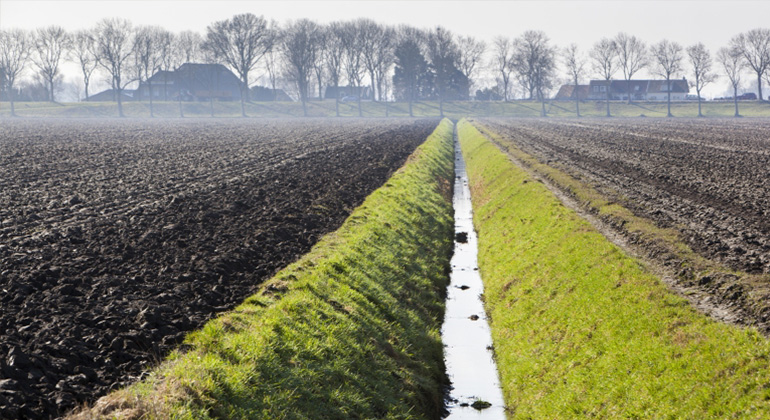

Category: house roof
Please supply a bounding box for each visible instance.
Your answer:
[555,84,589,100]
[647,79,689,94]
[146,70,175,83]
[85,89,136,101]
[588,79,689,95]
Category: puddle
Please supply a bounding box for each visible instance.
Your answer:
[442,129,506,419]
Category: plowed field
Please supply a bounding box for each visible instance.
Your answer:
[0,118,437,419]
[480,118,770,275]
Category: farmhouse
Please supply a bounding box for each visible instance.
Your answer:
[554,84,590,101]
[137,63,242,101]
[580,79,690,101]
[85,88,136,102]
[250,85,293,101]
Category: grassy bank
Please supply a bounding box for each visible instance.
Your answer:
[457,119,770,419]
[5,99,770,119]
[70,119,455,420]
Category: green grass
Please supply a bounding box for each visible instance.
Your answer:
[5,99,770,118]
[457,119,770,419]
[70,119,455,420]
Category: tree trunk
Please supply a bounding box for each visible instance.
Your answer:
[666,78,672,117]
[734,86,740,117]
[358,91,364,117]
[317,73,323,101]
[697,89,703,117]
[574,77,581,117]
[117,89,124,117]
[240,86,246,117]
[49,76,55,102]
[627,79,632,104]
[758,73,763,101]
[84,79,90,101]
[163,72,168,101]
[540,90,547,117]
[357,90,362,117]
[149,82,154,118]
[369,73,377,102]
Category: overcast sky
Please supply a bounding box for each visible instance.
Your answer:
[2,0,769,98]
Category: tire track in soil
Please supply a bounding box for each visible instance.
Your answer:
[0,118,438,419]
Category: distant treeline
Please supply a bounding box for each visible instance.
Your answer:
[1,15,768,117]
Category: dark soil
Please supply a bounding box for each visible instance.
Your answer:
[481,118,770,274]
[0,118,437,419]
[479,117,770,330]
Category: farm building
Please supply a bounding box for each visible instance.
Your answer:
[136,63,242,101]
[554,84,590,101]
[250,85,293,101]
[85,89,136,102]
[582,79,690,101]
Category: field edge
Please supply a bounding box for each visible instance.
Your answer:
[457,118,770,419]
[67,119,455,420]
[468,118,770,333]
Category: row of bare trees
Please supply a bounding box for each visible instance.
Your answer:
[0,19,205,116]
[0,15,488,117]
[2,16,770,117]
[560,30,770,118]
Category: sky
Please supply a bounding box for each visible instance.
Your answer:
[2,0,770,99]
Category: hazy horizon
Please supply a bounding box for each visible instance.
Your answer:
[2,0,770,100]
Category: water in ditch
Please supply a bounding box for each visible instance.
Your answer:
[442,129,506,419]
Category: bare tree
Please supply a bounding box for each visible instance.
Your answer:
[651,39,683,117]
[263,44,281,102]
[590,37,617,117]
[457,35,486,96]
[373,26,396,104]
[134,26,165,117]
[426,26,460,117]
[730,29,770,101]
[0,29,31,116]
[340,20,366,117]
[311,27,328,101]
[93,18,137,117]
[717,46,746,117]
[359,19,385,102]
[687,43,717,117]
[491,36,514,101]
[324,22,346,116]
[614,32,647,104]
[176,30,203,63]
[393,26,429,117]
[281,19,321,117]
[563,43,586,117]
[33,26,71,102]
[70,30,98,101]
[512,30,556,116]
[203,13,276,117]
[174,30,203,115]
